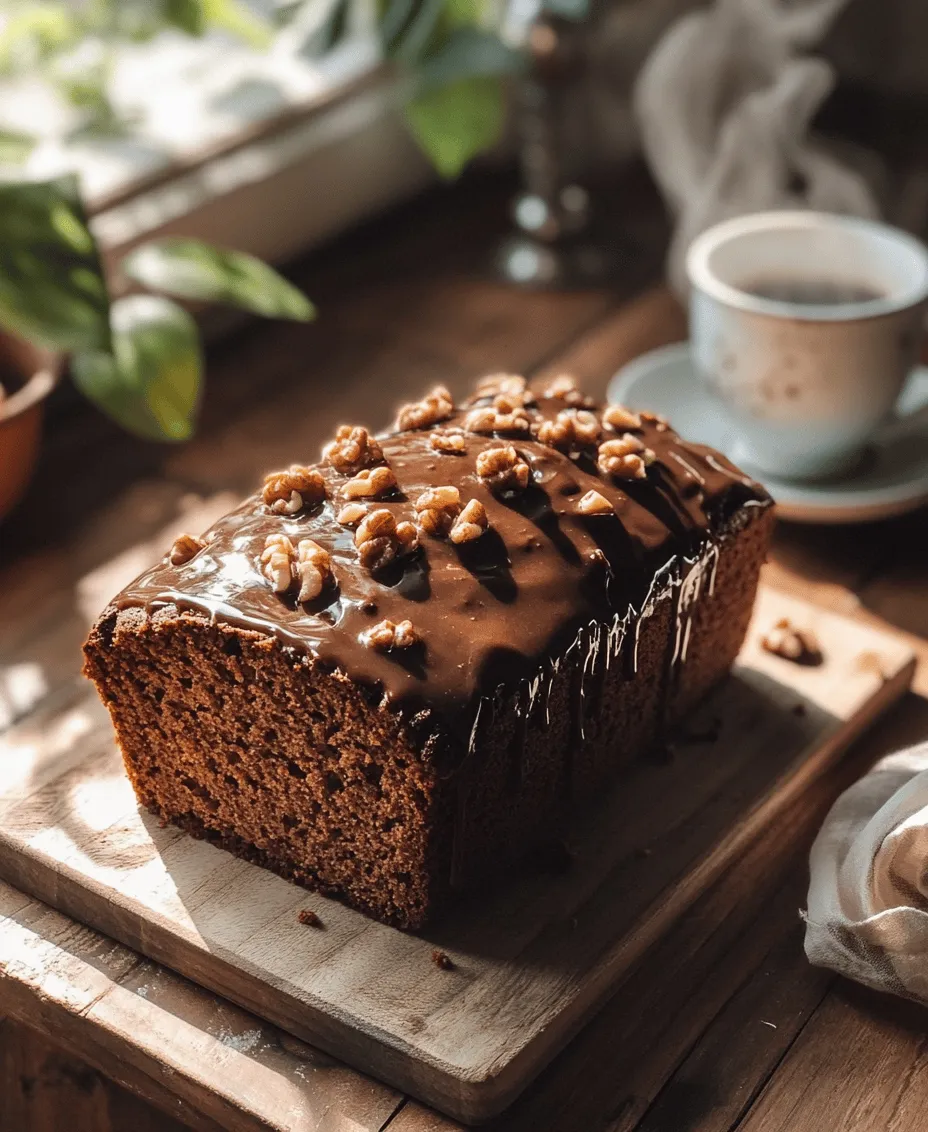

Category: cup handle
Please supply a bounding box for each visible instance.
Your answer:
[871,404,928,446]
[870,344,928,447]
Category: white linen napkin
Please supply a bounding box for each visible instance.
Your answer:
[804,740,928,1002]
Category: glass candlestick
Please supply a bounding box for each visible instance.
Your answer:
[496,16,612,287]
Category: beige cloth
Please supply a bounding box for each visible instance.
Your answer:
[804,741,928,1002]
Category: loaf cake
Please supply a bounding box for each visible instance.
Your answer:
[84,374,774,929]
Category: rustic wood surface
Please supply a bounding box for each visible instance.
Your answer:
[0,171,926,1131]
[0,575,914,1122]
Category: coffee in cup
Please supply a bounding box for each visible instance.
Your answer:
[686,211,928,481]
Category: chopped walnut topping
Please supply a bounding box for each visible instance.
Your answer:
[571,410,601,444]
[414,485,461,537]
[169,533,206,566]
[323,425,384,475]
[545,374,577,399]
[603,404,642,432]
[260,535,333,601]
[362,618,420,650]
[577,490,614,516]
[260,534,297,593]
[641,410,670,432]
[761,618,823,666]
[449,498,489,543]
[463,405,531,436]
[543,374,592,407]
[341,465,397,500]
[535,412,573,450]
[336,502,367,526]
[597,435,656,480]
[469,373,528,405]
[431,948,455,971]
[535,408,601,451]
[262,465,326,514]
[429,427,467,455]
[476,444,531,493]
[296,538,333,602]
[355,508,418,572]
[396,384,454,431]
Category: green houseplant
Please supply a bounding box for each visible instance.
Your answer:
[0,174,314,444]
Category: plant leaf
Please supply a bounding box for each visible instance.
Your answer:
[416,26,523,90]
[0,128,36,165]
[0,5,79,76]
[201,0,273,48]
[0,175,111,352]
[380,0,419,52]
[391,0,447,63]
[405,74,505,179]
[542,0,590,19]
[122,238,316,321]
[71,295,202,443]
[164,0,206,36]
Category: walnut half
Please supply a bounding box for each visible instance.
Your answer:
[463,405,531,436]
[761,618,823,666]
[476,445,531,493]
[295,539,333,601]
[169,533,206,566]
[260,534,333,600]
[323,425,384,475]
[429,428,467,455]
[354,508,419,573]
[534,409,601,451]
[361,618,420,650]
[449,498,488,543]
[262,465,326,514]
[341,465,397,501]
[577,490,613,516]
[597,435,655,480]
[602,404,642,432]
[414,485,461,537]
[396,384,454,431]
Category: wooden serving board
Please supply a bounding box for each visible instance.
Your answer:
[0,585,914,1123]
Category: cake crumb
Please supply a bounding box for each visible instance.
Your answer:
[431,949,454,971]
[761,618,823,666]
[298,909,322,928]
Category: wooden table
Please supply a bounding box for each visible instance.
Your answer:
[2,172,927,1132]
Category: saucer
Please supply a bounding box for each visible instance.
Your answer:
[607,342,928,524]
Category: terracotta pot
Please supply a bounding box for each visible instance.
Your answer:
[0,335,59,523]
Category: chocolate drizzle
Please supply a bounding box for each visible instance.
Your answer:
[114,389,771,780]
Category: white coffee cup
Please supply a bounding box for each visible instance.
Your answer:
[686,211,928,480]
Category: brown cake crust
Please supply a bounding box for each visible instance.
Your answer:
[83,376,774,928]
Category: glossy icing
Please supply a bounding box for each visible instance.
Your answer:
[114,387,771,765]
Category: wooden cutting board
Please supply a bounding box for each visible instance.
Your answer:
[0,585,914,1124]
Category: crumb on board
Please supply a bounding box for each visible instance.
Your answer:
[298,909,322,928]
[761,618,823,667]
[431,949,454,971]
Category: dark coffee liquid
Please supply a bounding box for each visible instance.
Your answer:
[740,277,885,305]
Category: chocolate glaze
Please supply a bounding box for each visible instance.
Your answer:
[114,390,771,773]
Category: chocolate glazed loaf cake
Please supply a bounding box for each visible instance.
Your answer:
[84,374,774,929]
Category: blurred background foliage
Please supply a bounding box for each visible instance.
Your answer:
[0,0,586,177]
